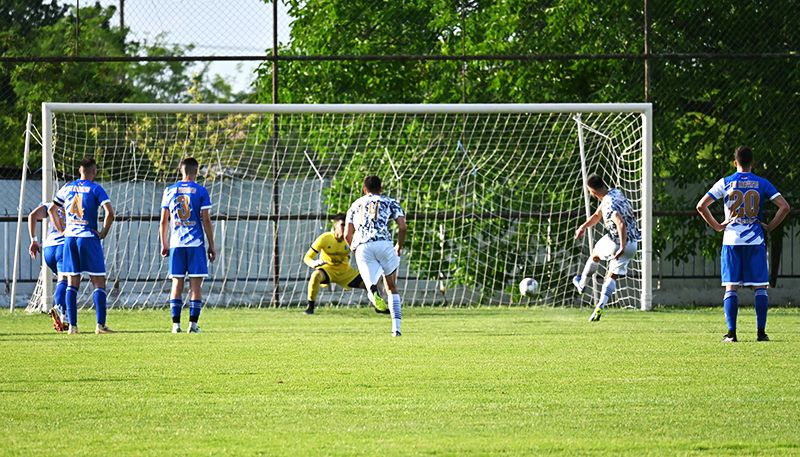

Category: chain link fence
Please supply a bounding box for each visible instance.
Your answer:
[1,0,798,305]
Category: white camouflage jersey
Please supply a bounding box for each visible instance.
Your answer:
[346,194,405,250]
[600,188,641,244]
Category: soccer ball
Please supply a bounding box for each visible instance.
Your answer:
[519,277,539,296]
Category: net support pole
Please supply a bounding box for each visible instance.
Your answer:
[41,106,54,311]
[574,114,598,302]
[640,109,653,310]
[10,113,33,312]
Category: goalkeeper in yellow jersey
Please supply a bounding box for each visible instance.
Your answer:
[303,214,383,314]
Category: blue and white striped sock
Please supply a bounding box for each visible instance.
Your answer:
[390,294,402,334]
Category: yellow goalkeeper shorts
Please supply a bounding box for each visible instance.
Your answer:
[318,264,362,289]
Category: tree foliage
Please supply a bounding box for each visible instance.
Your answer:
[0,1,249,169]
[256,0,798,291]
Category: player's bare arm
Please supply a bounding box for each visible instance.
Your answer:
[761,195,790,233]
[612,212,627,260]
[695,194,729,232]
[98,202,115,240]
[575,207,602,239]
[395,216,407,256]
[159,207,171,257]
[47,202,65,234]
[344,222,355,247]
[27,204,47,258]
[201,209,216,262]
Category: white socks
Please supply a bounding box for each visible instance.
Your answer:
[579,258,599,289]
[597,277,617,309]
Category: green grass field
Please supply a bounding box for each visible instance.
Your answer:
[2,307,800,456]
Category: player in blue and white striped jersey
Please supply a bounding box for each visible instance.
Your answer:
[345,175,407,336]
[159,157,216,334]
[28,202,68,331]
[50,157,115,335]
[696,146,790,342]
[573,173,641,322]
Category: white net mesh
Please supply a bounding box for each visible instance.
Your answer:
[37,105,648,309]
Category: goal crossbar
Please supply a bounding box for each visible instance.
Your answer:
[39,103,652,311]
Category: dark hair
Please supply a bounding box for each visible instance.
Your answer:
[363,175,382,193]
[735,146,753,167]
[331,213,346,223]
[180,157,200,174]
[586,173,607,191]
[79,157,97,170]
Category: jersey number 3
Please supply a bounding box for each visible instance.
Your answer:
[176,195,191,220]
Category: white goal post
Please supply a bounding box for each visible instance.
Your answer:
[36,103,652,310]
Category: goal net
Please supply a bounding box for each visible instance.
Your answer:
[32,103,651,311]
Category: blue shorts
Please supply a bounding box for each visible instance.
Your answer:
[62,236,106,276]
[169,246,208,278]
[43,244,64,275]
[721,244,769,287]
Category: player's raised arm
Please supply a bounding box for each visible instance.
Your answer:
[575,206,602,239]
[201,208,216,262]
[27,204,47,258]
[98,202,115,240]
[763,195,790,233]
[159,207,171,257]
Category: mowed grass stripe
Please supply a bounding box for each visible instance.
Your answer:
[1,307,799,456]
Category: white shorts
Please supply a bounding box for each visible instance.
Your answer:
[593,235,638,276]
[354,240,399,287]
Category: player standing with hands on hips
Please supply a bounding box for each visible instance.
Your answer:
[696,146,790,342]
[345,176,407,336]
[160,157,216,333]
[49,157,115,334]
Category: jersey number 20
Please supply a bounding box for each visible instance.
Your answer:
[729,189,759,218]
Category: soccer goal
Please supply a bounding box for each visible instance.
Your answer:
[32,103,652,311]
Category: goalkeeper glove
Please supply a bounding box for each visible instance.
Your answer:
[310,259,327,269]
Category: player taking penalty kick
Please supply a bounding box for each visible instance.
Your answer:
[696,146,790,342]
[572,174,641,322]
[345,175,407,336]
[49,158,115,335]
[160,158,216,333]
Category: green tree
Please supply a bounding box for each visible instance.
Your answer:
[0,2,253,168]
[257,0,798,291]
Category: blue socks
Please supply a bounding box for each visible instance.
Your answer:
[66,286,79,327]
[170,298,183,323]
[94,288,107,326]
[723,290,738,332]
[189,300,202,323]
[755,288,768,331]
[54,280,68,323]
[724,289,768,335]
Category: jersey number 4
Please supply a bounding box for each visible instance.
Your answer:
[68,193,84,219]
